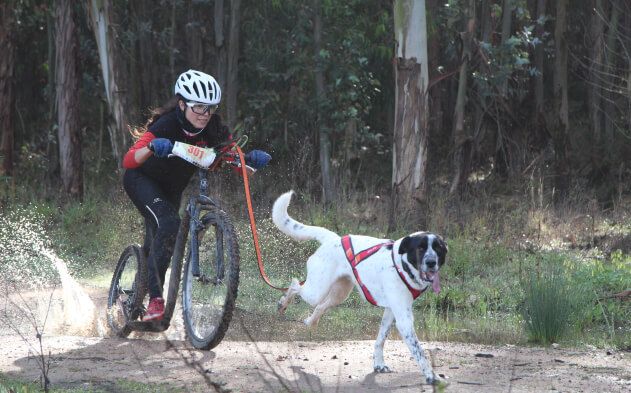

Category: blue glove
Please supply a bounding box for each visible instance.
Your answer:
[245,150,271,169]
[149,138,173,158]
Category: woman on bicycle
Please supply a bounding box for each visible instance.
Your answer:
[122,69,270,321]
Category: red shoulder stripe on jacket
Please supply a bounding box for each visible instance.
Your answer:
[122,132,156,169]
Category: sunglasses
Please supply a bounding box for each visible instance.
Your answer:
[185,101,219,115]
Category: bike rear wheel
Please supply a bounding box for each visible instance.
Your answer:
[107,244,147,337]
[182,207,240,349]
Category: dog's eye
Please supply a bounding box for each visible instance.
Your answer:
[433,244,446,255]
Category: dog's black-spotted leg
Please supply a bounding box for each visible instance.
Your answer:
[391,305,437,384]
[373,308,395,373]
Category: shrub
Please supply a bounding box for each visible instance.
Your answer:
[522,265,575,344]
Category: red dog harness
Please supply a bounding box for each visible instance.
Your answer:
[341,235,425,306]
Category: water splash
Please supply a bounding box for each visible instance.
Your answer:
[0,208,105,337]
[40,249,105,336]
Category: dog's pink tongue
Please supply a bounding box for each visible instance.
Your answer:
[432,272,441,293]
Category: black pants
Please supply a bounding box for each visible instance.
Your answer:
[123,169,182,299]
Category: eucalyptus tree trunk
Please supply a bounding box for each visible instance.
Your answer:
[0,3,15,177]
[313,0,334,204]
[473,0,492,159]
[603,2,620,149]
[533,0,547,122]
[226,0,241,129]
[588,0,605,143]
[550,0,570,203]
[131,1,157,110]
[500,0,512,96]
[495,0,513,177]
[87,0,129,168]
[186,5,204,69]
[169,0,177,82]
[214,0,228,91]
[55,0,83,198]
[426,0,445,146]
[391,0,430,222]
[449,0,475,196]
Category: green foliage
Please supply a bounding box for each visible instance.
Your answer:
[0,375,35,393]
[567,252,631,342]
[240,0,393,193]
[522,264,576,345]
[0,372,186,393]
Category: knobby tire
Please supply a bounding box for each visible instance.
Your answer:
[107,244,148,338]
[182,207,240,350]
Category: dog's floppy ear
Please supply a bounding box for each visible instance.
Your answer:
[435,235,448,265]
[399,235,419,255]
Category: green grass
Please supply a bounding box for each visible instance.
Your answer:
[0,373,187,393]
[2,185,630,350]
[523,267,575,344]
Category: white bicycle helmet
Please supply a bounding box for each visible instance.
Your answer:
[174,69,221,105]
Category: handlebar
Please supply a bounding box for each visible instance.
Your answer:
[169,136,257,174]
[208,135,251,172]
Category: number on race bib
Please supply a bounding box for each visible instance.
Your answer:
[172,142,217,169]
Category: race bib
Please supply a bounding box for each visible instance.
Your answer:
[171,142,217,169]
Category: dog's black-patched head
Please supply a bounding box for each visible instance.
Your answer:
[398,232,447,282]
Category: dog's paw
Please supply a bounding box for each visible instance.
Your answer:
[425,374,445,385]
[277,300,287,314]
[373,365,392,373]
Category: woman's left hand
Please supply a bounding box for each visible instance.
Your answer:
[245,150,271,169]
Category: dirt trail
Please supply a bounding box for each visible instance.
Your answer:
[1,287,630,392]
[2,327,630,392]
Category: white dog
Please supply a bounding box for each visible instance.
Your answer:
[272,191,447,385]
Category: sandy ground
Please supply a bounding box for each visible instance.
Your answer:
[2,323,630,392]
[1,287,630,392]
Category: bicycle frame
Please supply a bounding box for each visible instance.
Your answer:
[123,140,246,334]
[128,168,218,332]
[166,168,221,325]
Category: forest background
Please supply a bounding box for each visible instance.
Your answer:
[0,0,630,353]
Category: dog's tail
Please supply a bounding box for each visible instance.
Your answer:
[272,191,338,244]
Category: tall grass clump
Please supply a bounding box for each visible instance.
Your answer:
[523,264,575,344]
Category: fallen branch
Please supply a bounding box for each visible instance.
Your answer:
[599,290,631,301]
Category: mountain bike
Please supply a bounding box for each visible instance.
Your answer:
[106,140,247,350]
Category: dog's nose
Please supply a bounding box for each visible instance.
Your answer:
[426,260,436,269]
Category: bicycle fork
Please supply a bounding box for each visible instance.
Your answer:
[188,202,202,277]
[188,199,225,284]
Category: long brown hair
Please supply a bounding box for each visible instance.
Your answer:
[129,96,180,140]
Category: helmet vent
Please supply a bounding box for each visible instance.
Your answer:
[174,69,221,105]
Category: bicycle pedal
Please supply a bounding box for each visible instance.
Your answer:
[131,306,146,321]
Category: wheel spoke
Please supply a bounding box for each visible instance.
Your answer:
[107,245,147,338]
[182,209,239,350]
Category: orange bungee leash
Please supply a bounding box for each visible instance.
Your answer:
[235,145,289,292]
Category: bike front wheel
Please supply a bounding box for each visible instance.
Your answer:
[182,207,240,349]
[107,244,147,337]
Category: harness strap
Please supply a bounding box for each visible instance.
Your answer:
[341,235,383,306]
[341,235,427,306]
[391,249,424,299]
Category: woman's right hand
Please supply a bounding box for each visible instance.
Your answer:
[148,138,173,158]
